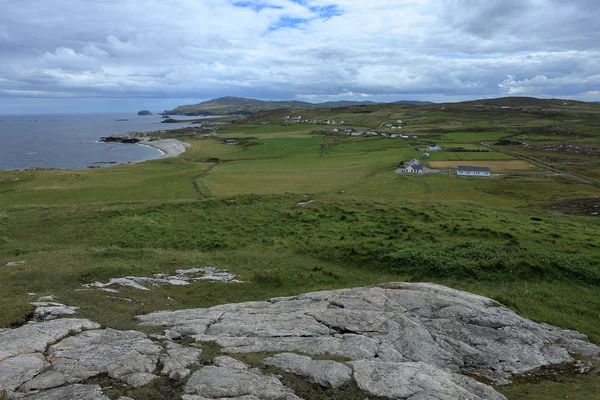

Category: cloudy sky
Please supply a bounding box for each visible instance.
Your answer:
[1,0,599,113]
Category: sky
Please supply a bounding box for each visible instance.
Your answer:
[0,0,599,113]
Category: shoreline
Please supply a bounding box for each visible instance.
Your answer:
[137,138,192,159]
[0,138,192,172]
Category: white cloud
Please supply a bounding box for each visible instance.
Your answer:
[0,0,599,112]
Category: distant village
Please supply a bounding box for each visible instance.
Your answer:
[285,115,418,139]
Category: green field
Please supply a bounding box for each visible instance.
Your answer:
[1,99,600,399]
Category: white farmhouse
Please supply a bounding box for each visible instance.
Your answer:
[457,166,491,177]
[404,164,427,173]
[427,145,442,151]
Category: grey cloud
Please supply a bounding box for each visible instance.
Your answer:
[0,0,598,113]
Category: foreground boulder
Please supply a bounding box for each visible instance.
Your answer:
[2,283,599,399]
[138,282,600,398]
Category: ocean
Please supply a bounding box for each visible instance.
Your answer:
[0,113,201,170]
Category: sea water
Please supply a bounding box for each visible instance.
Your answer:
[0,113,200,170]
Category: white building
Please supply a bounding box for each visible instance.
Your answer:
[457,166,491,177]
[403,164,427,173]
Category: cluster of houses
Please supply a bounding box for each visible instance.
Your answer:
[380,120,404,129]
[339,128,417,139]
[285,116,345,125]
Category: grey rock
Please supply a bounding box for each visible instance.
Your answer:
[36,295,57,301]
[0,353,47,392]
[5,261,25,267]
[0,318,100,360]
[262,353,352,388]
[20,328,161,391]
[21,384,110,399]
[30,302,78,321]
[160,342,202,380]
[351,360,506,400]
[182,396,261,400]
[81,267,241,291]
[184,356,300,399]
[213,356,249,370]
[138,283,599,386]
[137,283,600,399]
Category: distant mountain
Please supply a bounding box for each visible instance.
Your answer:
[163,97,314,116]
[391,100,435,105]
[455,97,590,107]
[163,96,436,116]
[315,100,378,107]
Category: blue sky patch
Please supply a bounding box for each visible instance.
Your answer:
[232,1,283,12]
[269,16,310,31]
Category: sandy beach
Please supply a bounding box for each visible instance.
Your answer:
[139,138,191,159]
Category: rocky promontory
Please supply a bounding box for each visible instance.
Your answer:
[1,283,598,399]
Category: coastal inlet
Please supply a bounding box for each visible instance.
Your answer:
[99,132,191,159]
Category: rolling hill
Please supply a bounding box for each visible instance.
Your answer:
[162,96,434,116]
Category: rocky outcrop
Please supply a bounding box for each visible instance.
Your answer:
[2,283,599,399]
[30,302,78,321]
[81,267,241,292]
[20,328,162,391]
[0,319,100,393]
[262,353,352,388]
[183,356,300,400]
[350,360,505,400]
[20,384,110,399]
[138,282,600,398]
[160,342,202,380]
[137,110,152,116]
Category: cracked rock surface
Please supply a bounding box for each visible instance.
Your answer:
[20,384,110,399]
[350,360,505,400]
[184,356,301,400]
[262,353,352,388]
[160,342,202,380]
[0,318,100,393]
[2,283,599,400]
[30,301,79,321]
[138,282,600,398]
[20,328,162,392]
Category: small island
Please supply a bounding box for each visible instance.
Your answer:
[137,110,153,116]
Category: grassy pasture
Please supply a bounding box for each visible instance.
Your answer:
[424,150,515,161]
[429,160,544,172]
[0,158,208,206]
[2,100,600,399]
[437,131,510,143]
